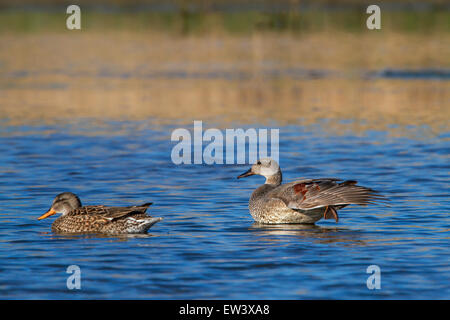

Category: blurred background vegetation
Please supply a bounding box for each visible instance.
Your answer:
[0,0,448,135]
[0,0,448,34]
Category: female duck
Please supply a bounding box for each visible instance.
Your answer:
[38,192,162,234]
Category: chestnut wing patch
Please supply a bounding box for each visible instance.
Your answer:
[292,179,384,210]
[292,179,336,202]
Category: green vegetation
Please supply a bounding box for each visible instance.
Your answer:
[0,8,448,34]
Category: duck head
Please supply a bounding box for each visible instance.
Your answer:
[237,158,282,185]
[38,192,82,220]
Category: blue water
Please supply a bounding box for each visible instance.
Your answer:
[0,121,448,299]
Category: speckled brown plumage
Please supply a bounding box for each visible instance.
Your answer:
[39,192,162,234]
[51,205,162,234]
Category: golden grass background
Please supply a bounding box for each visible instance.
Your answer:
[0,7,448,136]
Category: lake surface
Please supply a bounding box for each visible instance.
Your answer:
[0,120,448,299]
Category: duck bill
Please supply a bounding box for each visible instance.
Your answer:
[37,208,57,220]
[237,169,255,179]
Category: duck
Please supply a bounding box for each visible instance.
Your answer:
[38,192,163,234]
[237,158,386,224]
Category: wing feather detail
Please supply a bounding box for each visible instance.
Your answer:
[268,178,386,210]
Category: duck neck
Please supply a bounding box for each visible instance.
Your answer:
[265,171,282,186]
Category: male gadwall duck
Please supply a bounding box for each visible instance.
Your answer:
[237,158,385,224]
[38,192,163,234]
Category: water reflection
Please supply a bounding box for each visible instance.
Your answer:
[39,231,157,241]
[0,33,448,136]
[249,223,367,246]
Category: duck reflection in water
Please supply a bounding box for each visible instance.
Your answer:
[249,223,366,246]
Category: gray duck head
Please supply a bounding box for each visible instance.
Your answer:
[237,158,282,185]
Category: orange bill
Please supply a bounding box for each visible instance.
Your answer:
[37,209,57,220]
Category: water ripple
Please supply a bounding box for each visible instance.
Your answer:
[0,122,448,299]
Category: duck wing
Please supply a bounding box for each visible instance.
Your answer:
[269,178,385,210]
[67,203,153,220]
